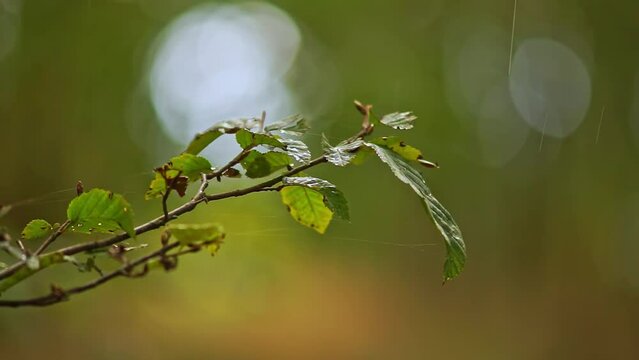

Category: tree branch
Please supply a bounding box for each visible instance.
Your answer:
[0,106,374,306]
[0,241,183,307]
[34,220,70,256]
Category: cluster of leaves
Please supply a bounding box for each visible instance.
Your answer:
[0,102,466,307]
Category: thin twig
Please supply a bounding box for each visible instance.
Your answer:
[0,106,374,306]
[0,241,181,307]
[0,156,329,284]
[34,220,70,256]
[206,147,254,180]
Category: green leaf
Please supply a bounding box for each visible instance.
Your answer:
[264,114,309,136]
[240,150,291,178]
[370,136,438,168]
[21,219,53,240]
[235,129,285,149]
[170,153,212,181]
[366,143,466,282]
[145,172,167,200]
[280,186,333,234]
[67,188,136,238]
[145,154,209,200]
[380,111,417,130]
[282,177,349,221]
[185,118,260,155]
[167,223,225,251]
[322,135,364,167]
[280,138,311,164]
[423,193,466,281]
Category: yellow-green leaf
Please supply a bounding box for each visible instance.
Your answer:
[167,223,225,248]
[281,186,333,234]
[145,172,167,200]
[21,219,53,240]
[370,136,438,168]
[282,177,350,221]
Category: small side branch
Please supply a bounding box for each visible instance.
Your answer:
[34,220,70,256]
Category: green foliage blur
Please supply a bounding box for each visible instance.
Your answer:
[1,0,639,358]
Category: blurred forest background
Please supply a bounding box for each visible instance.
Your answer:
[1,0,639,358]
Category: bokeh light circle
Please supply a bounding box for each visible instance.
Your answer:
[509,38,591,138]
[148,2,301,160]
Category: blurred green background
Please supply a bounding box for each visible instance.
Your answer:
[1,0,639,358]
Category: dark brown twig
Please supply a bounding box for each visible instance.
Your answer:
[0,105,374,307]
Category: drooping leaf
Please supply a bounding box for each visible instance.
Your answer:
[169,153,212,181]
[185,118,260,155]
[280,138,311,164]
[380,111,417,130]
[370,136,438,168]
[423,193,466,281]
[21,219,53,240]
[166,223,225,254]
[365,143,466,282]
[264,114,309,136]
[322,135,364,167]
[235,129,285,149]
[240,150,291,178]
[280,186,333,234]
[282,177,349,221]
[67,188,136,238]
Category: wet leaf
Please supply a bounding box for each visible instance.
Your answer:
[380,111,417,130]
[21,219,53,240]
[67,188,136,238]
[280,138,311,164]
[322,135,364,167]
[282,177,349,221]
[185,118,260,155]
[280,186,333,234]
[366,143,466,281]
[240,151,291,178]
[264,114,309,136]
